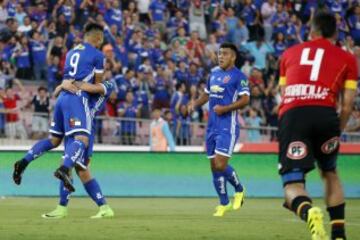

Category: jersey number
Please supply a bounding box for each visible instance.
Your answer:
[69,53,80,76]
[300,48,324,81]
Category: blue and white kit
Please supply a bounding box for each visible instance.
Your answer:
[205,66,250,158]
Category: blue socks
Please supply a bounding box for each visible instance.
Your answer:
[224,165,244,193]
[63,139,86,169]
[212,171,229,205]
[84,179,106,206]
[23,139,54,163]
[59,179,73,206]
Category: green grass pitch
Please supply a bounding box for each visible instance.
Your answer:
[0,197,359,240]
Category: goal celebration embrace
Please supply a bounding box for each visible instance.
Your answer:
[0,1,359,240]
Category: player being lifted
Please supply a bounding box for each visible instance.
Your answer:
[278,12,358,240]
[13,23,114,218]
[190,43,250,217]
[41,79,115,219]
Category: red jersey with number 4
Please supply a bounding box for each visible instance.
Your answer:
[279,38,358,117]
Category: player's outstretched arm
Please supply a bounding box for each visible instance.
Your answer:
[339,88,357,131]
[213,95,250,115]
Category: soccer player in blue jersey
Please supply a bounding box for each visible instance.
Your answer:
[41,80,115,219]
[190,43,250,217]
[13,23,105,193]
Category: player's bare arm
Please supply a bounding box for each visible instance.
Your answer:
[73,81,106,95]
[339,88,357,131]
[213,95,250,115]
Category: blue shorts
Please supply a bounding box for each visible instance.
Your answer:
[206,129,239,159]
[49,92,92,137]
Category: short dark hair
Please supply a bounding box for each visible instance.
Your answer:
[312,11,337,38]
[38,86,47,92]
[219,42,238,55]
[84,23,103,35]
[175,82,184,90]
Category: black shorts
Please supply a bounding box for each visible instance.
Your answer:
[278,106,340,177]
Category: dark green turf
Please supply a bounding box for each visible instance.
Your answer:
[0,198,359,240]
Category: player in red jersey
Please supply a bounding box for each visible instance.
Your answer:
[278,12,358,240]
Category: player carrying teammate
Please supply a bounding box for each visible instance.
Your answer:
[278,12,358,240]
[41,80,115,219]
[190,43,250,217]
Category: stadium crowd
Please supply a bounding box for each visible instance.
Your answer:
[0,0,360,144]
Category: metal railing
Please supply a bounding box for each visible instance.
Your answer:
[0,110,359,146]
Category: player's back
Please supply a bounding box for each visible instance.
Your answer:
[63,42,104,83]
[279,38,357,116]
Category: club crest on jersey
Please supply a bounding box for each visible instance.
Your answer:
[223,75,231,83]
[286,141,307,160]
[321,137,339,154]
[69,118,81,128]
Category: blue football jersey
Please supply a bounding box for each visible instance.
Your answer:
[63,42,104,83]
[205,66,250,133]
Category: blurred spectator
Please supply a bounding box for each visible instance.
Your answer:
[152,65,171,109]
[12,35,32,80]
[344,107,360,141]
[1,79,26,139]
[118,91,140,145]
[245,38,274,71]
[176,104,191,145]
[245,107,263,142]
[30,31,47,81]
[47,56,62,93]
[189,0,207,40]
[149,108,175,152]
[29,86,49,139]
[261,0,276,42]
[0,88,5,137]
[232,17,249,50]
[149,0,166,34]
[136,0,151,24]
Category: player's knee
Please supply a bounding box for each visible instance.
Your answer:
[76,167,92,183]
[74,134,89,147]
[213,161,227,172]
[320,169,338,181]
[50,136,62,147]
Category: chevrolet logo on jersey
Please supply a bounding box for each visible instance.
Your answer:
[210,85,225,93]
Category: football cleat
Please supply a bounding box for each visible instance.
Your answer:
[90,205,114,219]
[42,205,68,219]
[213,203,232,217]
[54,166,75,192]
[13,160,28,185]
[307,207,329,240]
[233,189,245,210]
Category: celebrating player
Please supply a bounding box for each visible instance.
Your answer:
[190,43,250,217]
[41,80,115,219]
[278,12,358,240]
[13,23,104,192]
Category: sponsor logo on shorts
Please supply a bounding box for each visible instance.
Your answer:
[286,141,307,160]
[321,137,339,154]
[69,118,81,128]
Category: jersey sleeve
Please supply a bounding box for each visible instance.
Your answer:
[94,52,105,74]
[101,81,115,98]
[237,73,250,96]
[344,54,358,90]
[279,53,287,86]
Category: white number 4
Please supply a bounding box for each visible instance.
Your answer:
[300,48,324,81]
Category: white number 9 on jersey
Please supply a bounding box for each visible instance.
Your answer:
[69,52,80,76]
[300,48,324,81]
